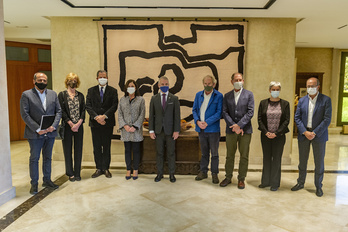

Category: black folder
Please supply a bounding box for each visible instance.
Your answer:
[40,115,55,130]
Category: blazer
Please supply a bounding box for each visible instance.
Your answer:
[295,93,332,142]
[20,88,62,139]
[58,90,86,124]
[149,92,181,135]
[223,88,254,134]
[86,85,118,128]
[192,89,223,133]
[118,96,145,142]
[258,98,290,137]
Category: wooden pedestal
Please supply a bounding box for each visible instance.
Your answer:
[139,131,201,175]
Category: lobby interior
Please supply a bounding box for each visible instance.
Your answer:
[1,0,348,231]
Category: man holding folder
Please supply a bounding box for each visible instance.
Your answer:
[20,72,62,194]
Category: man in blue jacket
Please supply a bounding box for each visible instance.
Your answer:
[292,77,332,197]
[192,75,223,184]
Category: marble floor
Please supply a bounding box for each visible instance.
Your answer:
[1,135,348,232]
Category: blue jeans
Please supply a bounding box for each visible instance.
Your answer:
[28,137,55,185]
[198,131,220,174]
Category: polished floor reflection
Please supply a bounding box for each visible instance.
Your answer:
[1,134,348,231]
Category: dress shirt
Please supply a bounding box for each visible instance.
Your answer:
[200,90,212,122]
[99,84,106,94]
[35,88,47,111]
[234,88,243,105]
[307,93,319,128]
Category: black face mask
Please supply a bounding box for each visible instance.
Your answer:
[35,82,47,90]
[69,82,77,89]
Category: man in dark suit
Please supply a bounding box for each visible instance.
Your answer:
[220,73,254,189]
[149,76,181,183]
[86,70,118,178]
[20,72,62,195]
[292,77,332,197]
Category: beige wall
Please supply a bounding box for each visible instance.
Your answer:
[0,0,16,206]
[295,47,333,96]
[51,17,296,165]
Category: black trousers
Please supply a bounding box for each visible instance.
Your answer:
[260,133,286,188]
[91,126,113,170]
[155,130,176,175]
[62,124,83,178]
[124,141,141,170]
[198,131,220,174]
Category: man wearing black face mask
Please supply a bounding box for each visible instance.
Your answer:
[20,72,62,195]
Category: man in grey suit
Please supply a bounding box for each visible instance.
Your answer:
[20,72,62,195]
[220,73,254,189]
[292,77,332,197]
[149,76,181,183]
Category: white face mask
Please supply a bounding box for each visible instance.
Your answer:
[233,81,243,90]
[98,78,108,86]
[271,91,280,98]
[307,87,317,95]
[127,87,135,94]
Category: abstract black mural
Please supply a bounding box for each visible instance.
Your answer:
[98,21,247,123]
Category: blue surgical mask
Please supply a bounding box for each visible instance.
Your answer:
[271,91,280,98]
[160,86,169,93]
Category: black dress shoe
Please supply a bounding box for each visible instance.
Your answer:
[259,184,270,188]
[291,183,304,191]
[42,180,59,190]
[69,176,75,182]
[154,175,163,182]
[91,169,103,178]
[270,186,278,191]
[316,188,323,197]
[30,184,38,195]
[75,177,81,181]
[104,170,112,178]
[169,174,176,183]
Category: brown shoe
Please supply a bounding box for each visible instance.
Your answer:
[91,169,103,178]
[195,172,208,181]
[212,173,219,184]
[219,178,231,187]
[238,180,245,189]
[104,170,112,178]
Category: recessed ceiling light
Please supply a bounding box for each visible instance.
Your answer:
[16,26,29,28]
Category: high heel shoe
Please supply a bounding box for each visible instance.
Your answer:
[125,175,131,180]
[132,170,138,180]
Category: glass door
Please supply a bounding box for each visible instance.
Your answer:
[338,52,348,125]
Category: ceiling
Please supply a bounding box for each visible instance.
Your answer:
[3,0,348,49]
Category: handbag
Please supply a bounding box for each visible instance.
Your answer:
[56,120,65,140]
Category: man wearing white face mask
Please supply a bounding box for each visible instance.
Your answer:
[86,70,118,179]
[292,77,332,197]
[220,73,254,189]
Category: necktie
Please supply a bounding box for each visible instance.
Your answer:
[100,87,104,103]
[162,93,166,110]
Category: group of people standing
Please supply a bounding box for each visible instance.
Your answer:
[20,70,331,198]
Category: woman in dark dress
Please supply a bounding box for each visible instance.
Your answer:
[258,81,290,191]
[58,73,85,181]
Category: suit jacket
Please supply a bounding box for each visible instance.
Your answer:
[149,92,181,135]
[295,93,332,142]
[192,89,223,133]
[20,88,62,139]
[86,85,118,128]
[58,90,86,124]
[258,98,290,137]
[222,88,254,134]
